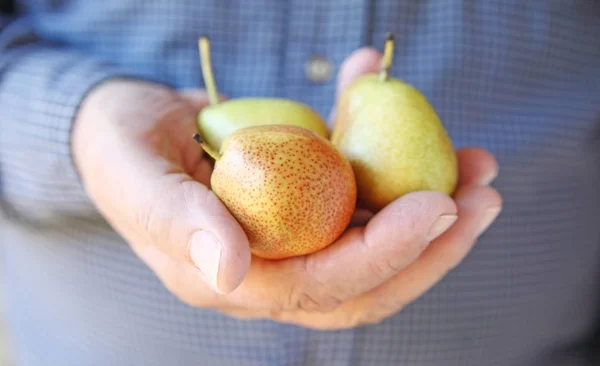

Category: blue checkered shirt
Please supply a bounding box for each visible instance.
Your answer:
[1,1,600,365]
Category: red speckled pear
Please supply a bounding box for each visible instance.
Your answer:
[210,125,357,260]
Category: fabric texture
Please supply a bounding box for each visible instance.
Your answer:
[1,1,600,365]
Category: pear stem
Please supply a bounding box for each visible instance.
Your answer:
[198,36,220,105]
[378,32,395,82]
[193,133,221,161]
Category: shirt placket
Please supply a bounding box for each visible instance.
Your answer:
[282,0,374,119]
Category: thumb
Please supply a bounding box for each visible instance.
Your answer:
[145,175,252,295]
[116,118,250,295]
[170,90,250,294]
[329,47,383,123]
[112,125,251,295]
[128,154,251,294]
[74,81,251,295]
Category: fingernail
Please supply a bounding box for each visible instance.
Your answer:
[189,231,222,292]
[476,207,502,237]
[479,170,498,185]
[426,214,458,241]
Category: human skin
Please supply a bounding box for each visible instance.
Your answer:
[71,48,502,330]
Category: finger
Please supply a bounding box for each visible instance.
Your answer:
[188,192,454,313]
[75,82,250,295]
[328,47,383,124]
[456,147,499,186]
[293,190,458,311]
[141,169,250,294]
[206,145,495,308]
[355,184,502,320]
[110,133,251,294]
[122,94,250,294]
[335,47,383,102]
[270,185,503,330]
[358,185,502,321]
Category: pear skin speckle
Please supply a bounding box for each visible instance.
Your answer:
[210,125,357,260]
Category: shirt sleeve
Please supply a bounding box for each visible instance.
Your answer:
[0,14,143,223]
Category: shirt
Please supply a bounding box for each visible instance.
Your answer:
[1,1,600,365]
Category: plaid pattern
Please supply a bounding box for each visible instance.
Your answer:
[1,1,600,365]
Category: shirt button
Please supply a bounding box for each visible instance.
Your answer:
[305,55,333,83]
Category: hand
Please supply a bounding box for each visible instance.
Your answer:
[262,48,503,329]
[226,147,500,330]
[209,48,502,329]
[72,79,251,295]
[72,47,501,332]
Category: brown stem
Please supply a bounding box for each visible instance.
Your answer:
[193,133,221,160]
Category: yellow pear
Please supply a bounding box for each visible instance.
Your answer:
[331,33,458,212]
[194,125,357,260]
[196,37,329,151]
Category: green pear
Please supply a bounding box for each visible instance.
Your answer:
[196,37,329,151]
[331,33,458,212]
[198,98,329,152]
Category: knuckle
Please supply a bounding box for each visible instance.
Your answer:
[283,284,300,312]
[179,179,205,209]
[134,201,177,250]
[267,299,285,313]
[313,293,344,312]
[397,198,423,231]
[366,250,406,280]
[135,202,155,235]
[361,199,436,281]
[362,235,411,280]
[266,301,289,314]
[371,203,423,247]
[134,180,177,237]
[298,293,323,312]
[299,257,345,311]
[135,178,204,257]
[285,284,343,312]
